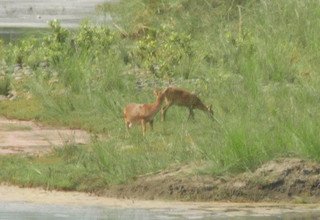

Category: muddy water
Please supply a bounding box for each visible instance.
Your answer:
[1,201,320,220]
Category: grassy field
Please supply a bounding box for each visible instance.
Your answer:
[0,0,320,194]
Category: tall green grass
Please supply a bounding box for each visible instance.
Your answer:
[1,0,320,190]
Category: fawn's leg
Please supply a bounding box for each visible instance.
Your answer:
[125,120,130,131]
[124,120,131,137]
[141,120,147,135]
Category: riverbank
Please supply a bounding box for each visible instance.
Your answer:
[0,118,320,203]
[101,158,320,203]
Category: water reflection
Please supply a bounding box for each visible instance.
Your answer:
[0,27,49,42]
[0,0,112,42]
[1,202,320,220]
[0,202,105,220]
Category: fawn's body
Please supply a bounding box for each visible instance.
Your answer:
[161,87,213,121]
[123,90,164,135]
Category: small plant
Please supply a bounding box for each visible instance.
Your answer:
[0,76,11,96]
[75,21,115,53]
[135,24,192,78]
[48,19,69,44]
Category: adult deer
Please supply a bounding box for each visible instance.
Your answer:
[161,87,213,121]
[123,90,165,135]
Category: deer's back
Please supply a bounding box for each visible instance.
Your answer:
[124,103,156,122]
[164,87,202,107]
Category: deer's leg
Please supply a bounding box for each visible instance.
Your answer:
[125,120,130,131]
[188,108,195,120]
[124,120,131,137]
[207,105,214,119]
[141,120,147,135]
[161,102,172,121]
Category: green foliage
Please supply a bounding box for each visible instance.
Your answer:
[135,25,192,78]
[75,21,115,53]
[48,19,69,43]
[1,0,320,192]
[3,20,69,68]
[0,77,10,96]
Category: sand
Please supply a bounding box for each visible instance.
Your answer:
[0,117,90,155]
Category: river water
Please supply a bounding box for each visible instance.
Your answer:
[0,0,111,28]
[0,0,112,41]
[1,201,320,220]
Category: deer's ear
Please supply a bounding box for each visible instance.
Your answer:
[153,90,159,96]
[153,89,162,96]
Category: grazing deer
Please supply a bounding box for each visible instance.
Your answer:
[123,90,165,135]
[161,87,213,121]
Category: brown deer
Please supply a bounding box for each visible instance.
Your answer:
[161,87,213,121]
[123,90,165,135]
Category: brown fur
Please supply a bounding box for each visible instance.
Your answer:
[161,87,213,121]
[124,90,165,135]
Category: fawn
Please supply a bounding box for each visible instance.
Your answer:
[160,87,213,121]
[123,90,165,135]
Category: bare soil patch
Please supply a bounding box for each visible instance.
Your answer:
[0,117,90,155]
[104,158,320,203]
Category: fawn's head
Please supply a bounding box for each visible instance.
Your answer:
[153,89,165,102]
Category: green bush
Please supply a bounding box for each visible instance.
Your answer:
[0,76,11,96]
[135,24,192,78]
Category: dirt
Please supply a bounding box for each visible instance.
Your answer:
[104,158,320,203]
[0,117,320,203]
[0,117,90,155]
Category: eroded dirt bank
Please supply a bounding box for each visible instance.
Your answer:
[104,158,320,203]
